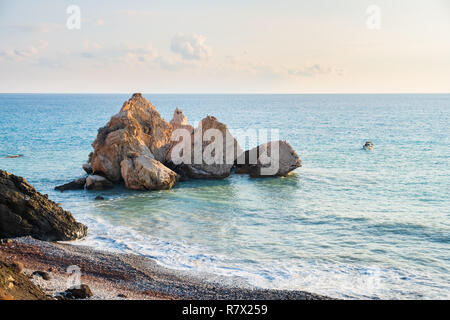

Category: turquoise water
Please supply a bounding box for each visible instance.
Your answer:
[0,93,449,299]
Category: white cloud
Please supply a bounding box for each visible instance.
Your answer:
[288,64,344,77]
[0,43,45,62]
[118,10,153,17]
[170,33,212,60]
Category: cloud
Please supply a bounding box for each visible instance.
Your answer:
[10,23,62,33]
[225,54,343,78]
[0,43,45,62]
[288,64,344,77]
[118,10,153,17]
[170,33,212,60]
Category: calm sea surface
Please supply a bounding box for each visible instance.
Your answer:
[0,94,448,299]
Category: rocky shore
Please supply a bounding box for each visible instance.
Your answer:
[0,94,311,300]
[0,237,330,300]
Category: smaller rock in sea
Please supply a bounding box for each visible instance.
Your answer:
[55,177,86,192]
[94,195,105,201]
[363,141,374,151]
[65,284,93,299]
[86,175,114,190]
[5,154,24,159]
[82,163,93,174]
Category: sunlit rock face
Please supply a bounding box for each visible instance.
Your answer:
[90,93,173,182]
[121,155,177,190]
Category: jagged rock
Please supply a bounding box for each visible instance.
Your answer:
[65,284,93,299]
[170,108,189,126]
[85,175,114,190]
[363,141,374,150]
[55,177,86,191]
[90,93,172,182]
[166,108,194,165]
[235,141,301,177]
[120,155,177,190]
[171,116,242,179]
[0,170,88,241]
[82,163,93,174]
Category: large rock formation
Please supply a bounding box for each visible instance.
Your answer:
[0,170,88,241]
[81,93,301,189]
[235,140,301,177]
[121,155,177,190]
[90,93,172,182]
[170,116,242,179]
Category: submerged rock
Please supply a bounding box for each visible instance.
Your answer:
[363,141,374,151]
[121,155,177,190]
[4,154,24,159]
[235,141,301,177]
[90,93,172,182]
[85,175,114,190]
[55,177,86,191]
[0,170,87,241]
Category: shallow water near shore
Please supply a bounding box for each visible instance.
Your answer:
[1,93,449,299]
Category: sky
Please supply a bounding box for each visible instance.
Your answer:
[0,0,449,93]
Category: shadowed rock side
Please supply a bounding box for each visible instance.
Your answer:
[235,141,301,177]
[0,170,87,241]
[171,115,243,179]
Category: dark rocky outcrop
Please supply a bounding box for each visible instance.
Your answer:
[0,170,88,241]
[55,177,86,191]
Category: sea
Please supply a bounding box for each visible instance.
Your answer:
[0,93,448,299]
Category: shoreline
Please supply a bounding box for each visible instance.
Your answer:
[0,237,330,300]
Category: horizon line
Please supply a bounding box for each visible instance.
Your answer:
[1,92,449,95]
